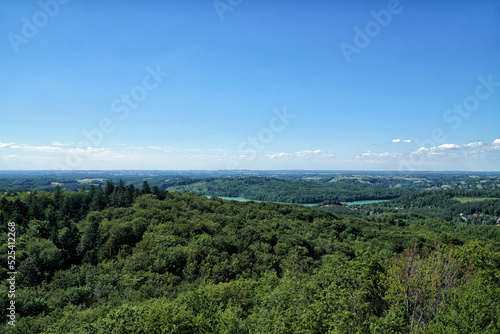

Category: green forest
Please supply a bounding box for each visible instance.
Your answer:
[165,177,413,204]
[0,179,499,333]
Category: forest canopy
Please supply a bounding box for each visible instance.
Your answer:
[0,174,500,333]
[0,178,499,333]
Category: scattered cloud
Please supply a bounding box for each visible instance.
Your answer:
[268,150,334,159]
[268,152,293,159]
[296,150,334,158]
[357,151,402,159]
[2,138,498,170]
[0,142,15,148]
[438,143,460,150]
[0,141,114,165]
[379,152,403,157]
[357,139,500,165]
[464,142,486,148]
[51,141,73,147]
[412,144,462,159]
[16,144,109,155]
[410,139,500,159]
[392,139,411,143]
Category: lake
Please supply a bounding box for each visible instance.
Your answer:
[217,196,254,202]
[207,196,320,207]
[208,196,390,207]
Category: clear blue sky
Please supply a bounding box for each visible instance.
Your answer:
[1,0,499,171]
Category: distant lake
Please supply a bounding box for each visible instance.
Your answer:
[207,196,320,207]
[208,196,390,207]
[216,196,254,202]
[342,199,391,206]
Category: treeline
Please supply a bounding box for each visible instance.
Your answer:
[279,172,500,190]
[0,184,499,332]
[2,171,498,194]
[166,177,414,204]
[0,175,182,194]
[1,180,164,224]
[0,178,79,193]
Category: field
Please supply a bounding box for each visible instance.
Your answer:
[453,197,500,203]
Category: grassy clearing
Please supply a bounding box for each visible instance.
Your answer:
[77,178,106,183]
[453,197,500,203]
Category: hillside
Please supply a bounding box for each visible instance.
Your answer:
[165,177,413,204]
[0,183,499,333]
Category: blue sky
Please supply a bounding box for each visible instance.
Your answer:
[1,0,499,171]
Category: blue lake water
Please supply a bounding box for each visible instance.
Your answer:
[207,196,320,206]
[207,196,390,207]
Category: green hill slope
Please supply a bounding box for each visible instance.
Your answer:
[0,185,498,333]
[166,177,413,204]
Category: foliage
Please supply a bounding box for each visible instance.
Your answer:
[0,180,498,333]
[166,176,413,204]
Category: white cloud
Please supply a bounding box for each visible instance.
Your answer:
[146,145,175,152]
[23,145,64,153]
[437,144,460,150]
[0,142,115,162]
[357,151,402,159]
[0,142,15,148]
[13,144,108,155]
[392,139,411,143]
[268,150,333,159]
[379,152,403,157]
[360,151,377,157]
[51,141,74,147]
[464,142,486,147]
[268,152,293,159]
[410,140,500,159]
[413,143,459,155]
[296,150,333,158]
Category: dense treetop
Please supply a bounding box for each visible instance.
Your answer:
[0,178,499,333]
